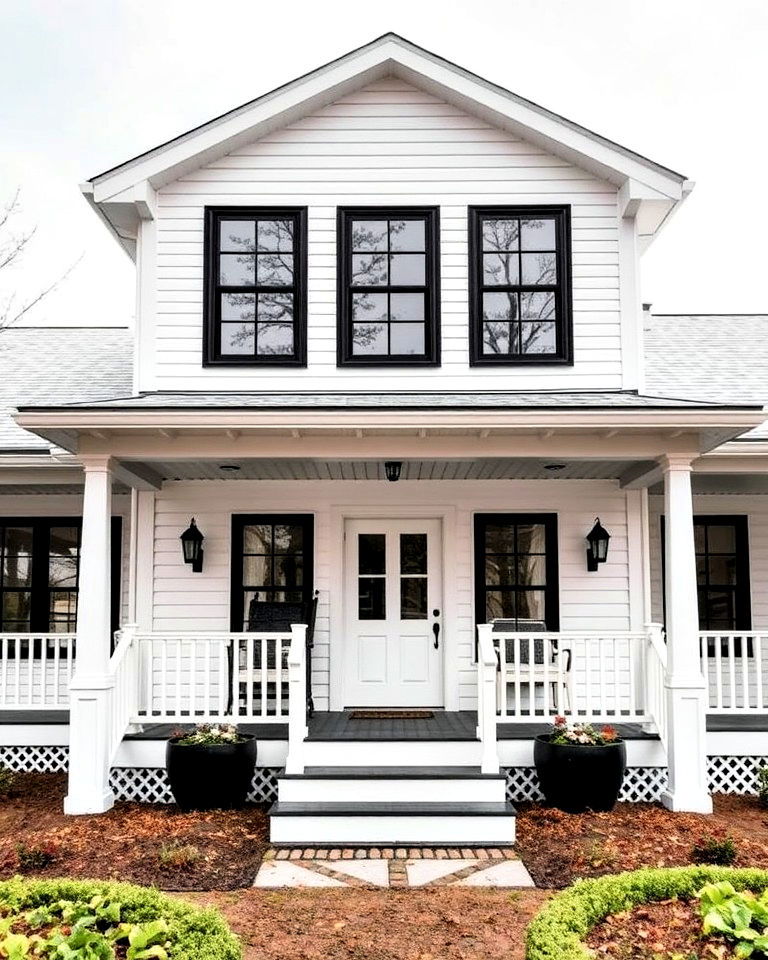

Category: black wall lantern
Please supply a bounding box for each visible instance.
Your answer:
[180,518,205,573]
[586,517,610,572]
[384,461,402,482]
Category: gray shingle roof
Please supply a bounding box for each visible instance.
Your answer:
[0,327,133,451]
[644,314,768,439]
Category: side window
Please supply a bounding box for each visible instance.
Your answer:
[203,207,307,366]
[468,205,572,365]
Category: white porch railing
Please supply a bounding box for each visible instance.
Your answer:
[0,634,75,708]
[476,625,500,773]
[701,632,768,713]
[107,625,140,764]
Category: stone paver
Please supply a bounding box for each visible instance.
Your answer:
[326,859,390,887]
[254,860,346,888]
[405,858,478,887]
[453,860,535,887]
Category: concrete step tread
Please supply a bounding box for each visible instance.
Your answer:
[269,801,517,817]
[279,766,506,780]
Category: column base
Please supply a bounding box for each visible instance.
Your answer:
[660,787,713,815]
[64,787,116,816]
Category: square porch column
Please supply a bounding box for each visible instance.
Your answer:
[64,455,116,815]
[659,454,712,813]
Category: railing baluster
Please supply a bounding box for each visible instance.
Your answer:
[275,637,283,718]
[204,640,211,719]
[1,637,8,708]
[714,638,723,710]
[756,636,765,711]
[628,636,637,718]
[513,636,522,718]
[728,635,737,710]
[498,636,507,719]
[741,634,750,711]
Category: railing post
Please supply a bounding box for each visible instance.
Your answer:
[285,624,308,775]
[120,624,142,734]
[476,625,500,775]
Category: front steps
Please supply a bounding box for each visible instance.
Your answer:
[269,759,516,845]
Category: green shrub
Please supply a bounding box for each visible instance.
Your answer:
[0,765,16,799]
[691,836,737,866]
[0,877,241,960]
[525,866,768,960]
[758,766,768,808]
[158,841,202,869]
[16,842,56,871]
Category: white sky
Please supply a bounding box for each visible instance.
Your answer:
[1,0,766,328]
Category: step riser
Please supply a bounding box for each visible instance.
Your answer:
[301,741,481,767]
[270,815,516,845]
[277,779,506,803]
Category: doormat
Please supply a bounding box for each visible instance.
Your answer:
[349,710,435,720]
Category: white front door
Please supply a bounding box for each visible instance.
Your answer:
[343,518,443,707]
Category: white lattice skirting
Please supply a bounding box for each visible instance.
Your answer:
[109,767,281,804]
[504,766,669,803]
[707,756,768,795]
[0,746,69,772]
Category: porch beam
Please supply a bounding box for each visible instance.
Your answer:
[619,461,663,489]
[111,458,163,491]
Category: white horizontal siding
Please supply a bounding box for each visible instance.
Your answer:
[150,478,636,711]
[150,78,622,392]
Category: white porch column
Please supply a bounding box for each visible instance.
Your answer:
[659,454,712,814]
[64,456,116,815]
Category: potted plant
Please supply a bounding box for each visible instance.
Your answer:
[533,716,626,813]
[166,723,257,812]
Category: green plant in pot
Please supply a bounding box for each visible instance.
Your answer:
[166,723,257,812]
[533,716,626,813]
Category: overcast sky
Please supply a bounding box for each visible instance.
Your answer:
[1,0,766,328]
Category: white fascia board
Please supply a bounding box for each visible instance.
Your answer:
[79,183,136,260]
[87,36,687,203]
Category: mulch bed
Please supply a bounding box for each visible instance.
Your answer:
[0,772,269,890]
[585,898,731,958]
[186,888,551,960]
[516,795,768,888]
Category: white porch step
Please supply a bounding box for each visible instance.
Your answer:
[269,801,517,845]
[277,766,507,803]
[300,739,482,767]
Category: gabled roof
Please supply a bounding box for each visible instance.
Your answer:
[83,33,692,258]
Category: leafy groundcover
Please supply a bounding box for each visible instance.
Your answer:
[0,876,241,960]
[526,866,768,960]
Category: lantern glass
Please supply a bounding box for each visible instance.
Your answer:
[180,519,204,570]
[384,461,402,482]
[586,518,610,571]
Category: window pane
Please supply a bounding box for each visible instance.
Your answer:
[694,524,706,553]
[352,221,388,252]
[257,253,293,286]
[359,534,385,575]
[257,220,293,252]
[704,590,735,626]
[482,219,518,251]
[221,323,255,355]
[483,291,518,321]
[521,292,555,320]
[483,322,512,355]
[274,525,303,554]
[517,590,547,623]
[521,252,556,285]
[3,555,31,587]
[219,254,255,286]
[485,555,516,586]
[486,590,517,621]
[220,220,256,253]
[518,524,546,554]
[401,578,427,619]
[2,592,31,624]
[517,555,546,586]
[390,220,425,251]
[257,324,293,356]
[49,557,77,589]
[222,293,256,323]
[390,293,424,321]
[4,528,33,556]
[244,525,272,554]
[390,254,425,285]
[401,534,427,575]
[520,218,556,251]
[521,322,557,354]
[390,322,424,355]
[707,525,736,553]
[708,556,737,586]
[359,578,385,620]
[352,253,387,286]
[352,292,387,322]
[352,322,388,355]
[243,556,271,586]
[274,555,303,587]
[483,253,519,286]
[49,591,77,621]
[485,524,515,555]
[257,292,293,323]
[49,527,79,557]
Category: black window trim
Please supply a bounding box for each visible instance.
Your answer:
[0,516,122,635]
[468,204,573,366]
[473,512,560,658]
[203,205,308,368]
[229,514,315,632]
[336,205,441,367]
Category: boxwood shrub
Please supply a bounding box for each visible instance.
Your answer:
[0,876,241,960]
[526,866,768,960]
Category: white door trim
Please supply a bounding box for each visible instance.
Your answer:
[328,504,458,712]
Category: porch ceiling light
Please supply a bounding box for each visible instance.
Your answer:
[180,518,205,573]
[586,517,610,572]
[384,461,402,482]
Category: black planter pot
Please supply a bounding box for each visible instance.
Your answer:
[533,735,626,813]
[166,735,257,812]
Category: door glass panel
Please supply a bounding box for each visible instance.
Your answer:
[400,578,427,620]
[359,534,385,575]
[358,577,385,620]
[400,534,426,575]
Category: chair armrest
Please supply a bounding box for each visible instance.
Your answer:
[553,647,572,671]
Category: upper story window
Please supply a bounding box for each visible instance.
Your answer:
[203,207,307,366]
[468,205,572,365]
[337,207,440,366]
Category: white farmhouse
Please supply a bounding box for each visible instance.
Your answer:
[2,35,766,845]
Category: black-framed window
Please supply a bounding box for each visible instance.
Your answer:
[0,517,122,634]
[473,514,560,632]
[230,515,314,632]
[468,205,572,365]
[337,207,440,366]
[203,207,307,366]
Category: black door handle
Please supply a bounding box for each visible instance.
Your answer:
[432,621,440,649]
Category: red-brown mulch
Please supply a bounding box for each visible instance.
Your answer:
[585,898,731,958]
[0,772,269,890]
[515,795,768,888]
